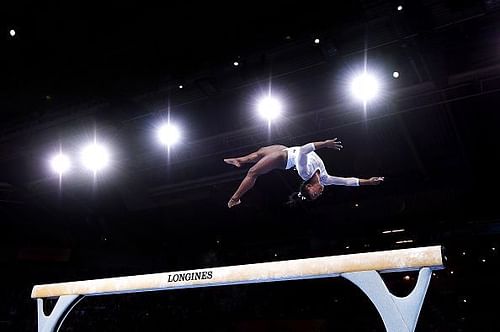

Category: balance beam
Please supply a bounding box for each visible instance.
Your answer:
[32,245,444,332]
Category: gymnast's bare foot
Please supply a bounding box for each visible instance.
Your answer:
[228,198,241,208]
[224,158,241,168]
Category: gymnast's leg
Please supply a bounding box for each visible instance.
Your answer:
[224,151,260,168]
[224,145,286,168]
[228,150,287,208]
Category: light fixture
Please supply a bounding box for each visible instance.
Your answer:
[395,239,413,244]
[382,229,405,234]
[50,153,71,175]
[350,72,380,103]
[257,96,282,121]
[157,123,181,147]
[81,143,110,173]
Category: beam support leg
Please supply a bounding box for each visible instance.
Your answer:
[37,295,83,332]
[342,267,432,332]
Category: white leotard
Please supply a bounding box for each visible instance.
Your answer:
[285,143,359,186]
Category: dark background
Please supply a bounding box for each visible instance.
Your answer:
[1,0,500,331]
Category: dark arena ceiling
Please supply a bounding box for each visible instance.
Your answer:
[1,0,500,331]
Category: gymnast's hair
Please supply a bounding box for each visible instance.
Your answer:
[286,177,314,207]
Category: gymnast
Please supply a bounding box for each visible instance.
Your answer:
[224,138,384,208]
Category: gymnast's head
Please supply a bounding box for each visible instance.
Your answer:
[301,179,324,200]
[287,178,324,206]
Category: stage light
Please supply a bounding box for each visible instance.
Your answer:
[157,123,180,147]
[233,61,239,66]
[382,229,405,234]
[314,38,320,44]
[350,72,380,103]
[257,96,282,121]
[397,5,403,11]
[9,29,15,37]
[81,143,110,172]
[178,85,183,89]
[393,71,400,78]
[395,239,413,244]
[50,153,71,175]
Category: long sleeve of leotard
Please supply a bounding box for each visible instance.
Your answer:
[296,143,316,180]
[321,175,360,186]
[296,143,360,186]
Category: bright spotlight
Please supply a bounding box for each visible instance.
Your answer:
[178,85,183,89]
[257,96,282,121]
[393,71,400,78]
[81,143,110,172]
[157,123,180,146]
[233,61,239,66]
[397,5,403,11]
[9,29,16,37]
[50,153,71,175]
[314,38,320,44]
[350,72,380,103]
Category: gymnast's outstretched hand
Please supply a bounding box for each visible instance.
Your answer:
[366,177,384,185]
[324,138,343,150]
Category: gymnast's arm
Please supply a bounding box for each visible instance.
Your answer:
[296,138,343,173]
[322,175,384,186]
[298,138,343,154]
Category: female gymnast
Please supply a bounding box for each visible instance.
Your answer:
[224,138,384,208]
